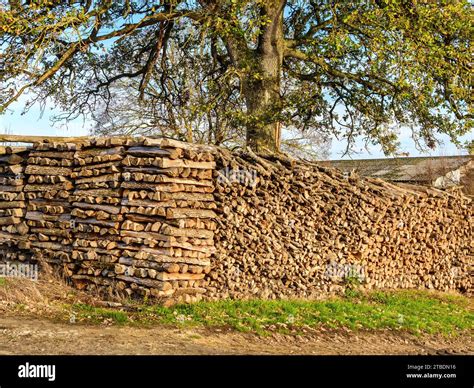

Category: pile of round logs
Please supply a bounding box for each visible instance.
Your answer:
[206,149,473,300]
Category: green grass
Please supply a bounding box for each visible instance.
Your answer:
[0,277,6,286]
[70,304,130,324]
[69,290,473,336]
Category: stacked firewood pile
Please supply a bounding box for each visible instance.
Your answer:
[0,136,219,302]
[1,134,472,303]
[69,138,128,296]
[117,138,217,303]
[24,142,78,271]
[207,149,473,299]
[0,147,30,263]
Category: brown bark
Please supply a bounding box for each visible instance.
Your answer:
[243,1,285,153]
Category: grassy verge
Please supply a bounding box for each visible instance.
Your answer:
[69,289,473,336]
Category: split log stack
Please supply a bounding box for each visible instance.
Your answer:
[206,149,473,299]
[0,134,471,302]
[0,147,31,264]
[118,138,217,303]
[69,138,129,296]
[23,142,78,272]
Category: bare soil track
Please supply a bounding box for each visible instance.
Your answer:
[0,316,471,355]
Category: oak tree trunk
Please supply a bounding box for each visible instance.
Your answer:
[243,1,285,153]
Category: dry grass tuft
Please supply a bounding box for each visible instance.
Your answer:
[0,268,101,318]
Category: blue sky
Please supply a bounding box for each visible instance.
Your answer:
[1,94,471,160]
[1,96,90,138]
[330,128,472,160]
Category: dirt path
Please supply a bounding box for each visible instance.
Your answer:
[0,316,471,355]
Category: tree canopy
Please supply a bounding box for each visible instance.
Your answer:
[1,0,472,155]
